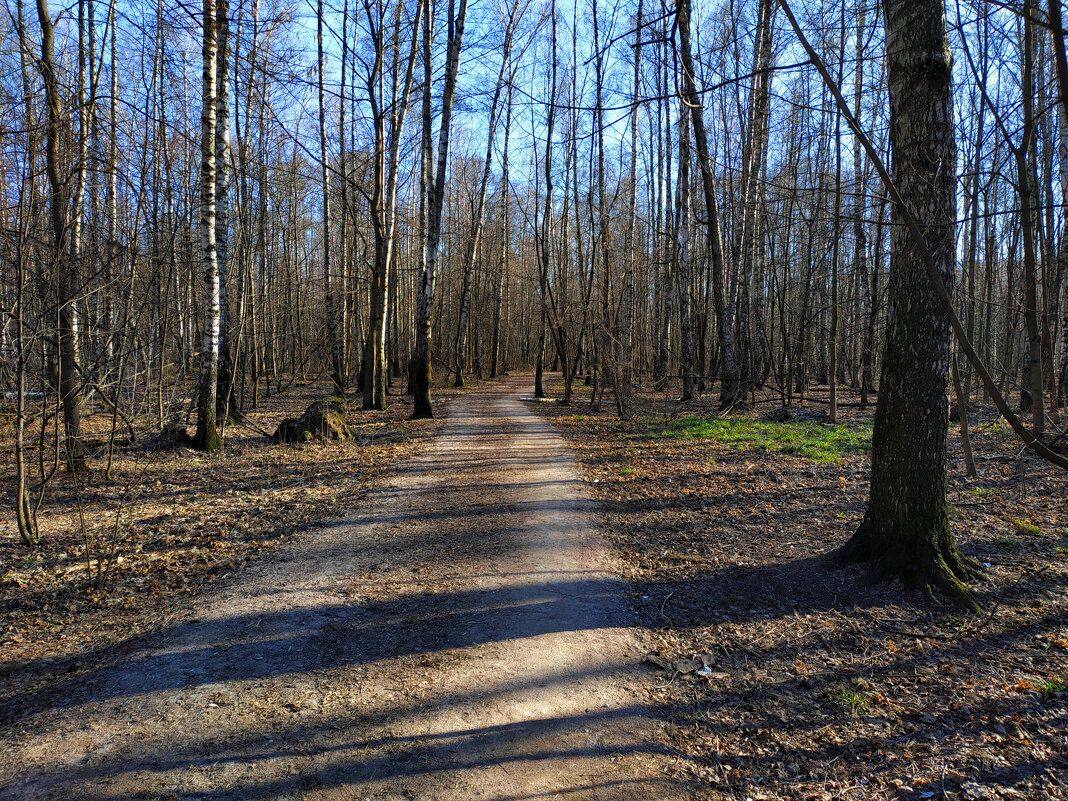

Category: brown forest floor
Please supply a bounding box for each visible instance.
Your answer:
[530,377,1067,801]
[0,380,461,719]
[1,374,1066,800]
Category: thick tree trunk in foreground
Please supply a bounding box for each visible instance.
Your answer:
[836,0,977,601]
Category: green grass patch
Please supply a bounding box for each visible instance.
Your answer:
[1013,519,1047,537]
[1039,676,1066,695]
[648,415,871,464]
[831,686,872,716]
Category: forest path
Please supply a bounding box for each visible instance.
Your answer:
[0,376,691,801]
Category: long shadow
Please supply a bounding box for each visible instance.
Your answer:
[0,554,895,723]
[0,576,617,720]
[5,534,1060,726]
[67,740,691,801]
[9,380,1061,799]
[397,454,575,474]
[34,701,680,795]
[331,496,597,528]
[361,479,587,495]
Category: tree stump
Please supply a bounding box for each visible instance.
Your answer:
[272,398,352,444]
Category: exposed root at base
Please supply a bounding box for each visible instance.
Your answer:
[832,528,983,612]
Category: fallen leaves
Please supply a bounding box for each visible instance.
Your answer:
[0,382,444,717]
[535,381,1068,801]
[645,651,726,680]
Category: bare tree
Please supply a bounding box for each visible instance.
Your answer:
[362,0,424,410]
[411,0,469,419]
[318,0,344,392]
[675,0,740,409]
[194,0,222,451]
[36,0,87,472]
[824,0,978,600]
[452,0,525,388]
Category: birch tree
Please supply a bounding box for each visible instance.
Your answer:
[411,0,468,419]
[194,0,222,451]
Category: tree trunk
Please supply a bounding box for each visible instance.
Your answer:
[1017,0,1045,435]
[490,85,513,379]
[318,0,344,392]
[676,113,695,402]
[215,0,234,422]
[36,0,88,473]
[835,0,977,601]
[411,0,468,419]
[737,0,776,393]
[194,0,221,451]
[362,0,423,410]
[675,0,741,409]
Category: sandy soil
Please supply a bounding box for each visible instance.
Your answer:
[0,377,692,801]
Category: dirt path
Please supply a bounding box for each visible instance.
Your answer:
[0,378,692,801]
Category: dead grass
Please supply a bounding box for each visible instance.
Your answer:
[3,374,1064,799]
[0,380,467,717]
[533,378,1068,801]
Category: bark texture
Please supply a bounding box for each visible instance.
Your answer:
[37,0,87,473]
[837,0,977,602]
[411,0,467,419]
[194,0,221,452]
[675,0,740,409]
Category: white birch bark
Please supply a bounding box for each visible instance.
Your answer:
[194,0,221,451]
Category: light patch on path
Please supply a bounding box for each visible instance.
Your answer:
[0,378,693,800]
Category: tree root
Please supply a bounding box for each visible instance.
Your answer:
[832,523,983,612]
